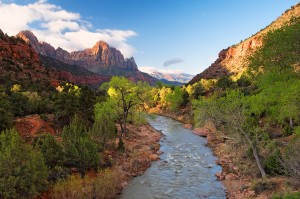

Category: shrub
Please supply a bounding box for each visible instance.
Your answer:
[0,129,48,198]
[272,192,300,199]
[93,169,123,199]
[0,108,13,131]
[35,134,64,168]
[51,175,93,199]
[264,149,285,175]
[52,169,123,199]
[62,116,100,176]
[282,137,300,181]
[251,179,276,194]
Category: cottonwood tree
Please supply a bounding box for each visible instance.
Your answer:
[107,76,150,136]
[193,90,267,178]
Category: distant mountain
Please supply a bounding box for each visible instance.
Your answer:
[189,3,300,84]
[139,67,194,83]
[17,30,158,85]
[17,30,138,73]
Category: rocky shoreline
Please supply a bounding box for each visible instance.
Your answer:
[112,123,162,194]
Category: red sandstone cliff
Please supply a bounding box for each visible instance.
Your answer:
[17,31,138,73]
[189,3,300,84]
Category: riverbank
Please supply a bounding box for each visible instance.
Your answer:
[193,123,292,199]
[150,109,276,198]
[113,123,162,186]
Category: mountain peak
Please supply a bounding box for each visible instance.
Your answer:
[17,30,39,46]
[16,30,138,72]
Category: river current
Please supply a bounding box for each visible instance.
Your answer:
[119,115,226,199]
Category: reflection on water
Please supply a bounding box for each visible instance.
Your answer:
[119,115,226,199]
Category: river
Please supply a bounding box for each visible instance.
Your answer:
[119,115,226,199]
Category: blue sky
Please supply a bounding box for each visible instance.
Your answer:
[0,0,298,75]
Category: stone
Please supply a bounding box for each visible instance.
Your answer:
[183,123,193,129]
[193,127,210,137]
[149,154,159,161]
[225,173,236,180]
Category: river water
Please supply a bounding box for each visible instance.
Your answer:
[119,115,226,199]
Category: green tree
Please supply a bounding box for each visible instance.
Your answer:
[166,86,185,111]
[107,76,150,136]
[193,90,267,177]
[92,102,117,149]
[62,116,99,177]
[0,129,48,198]
[35,134,64,168]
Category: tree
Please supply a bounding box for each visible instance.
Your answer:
[92,102,117,149]
[0,129,48,198]
[166,86,185,111]
[35,134,64,168]
[62,116,99,177]
[193,90,267,178]
[107,76,150,136]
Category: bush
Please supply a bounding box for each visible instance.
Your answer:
[93,168,123,199]
[0,129,48,198]
[264,149,285,175]
[0,108,13,131]
[62,116,100,176]
[272,192,300,199]
[51,175,93,199]
[251,179,276,194]
[282,137,300,181]
[51,169,123,199]
[35,134,64,168]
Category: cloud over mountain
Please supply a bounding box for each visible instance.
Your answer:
[0,0,137,57]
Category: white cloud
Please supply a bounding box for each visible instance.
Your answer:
[139,66,184,75]
[0,0,137,57]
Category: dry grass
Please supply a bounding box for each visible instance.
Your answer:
[51,168,124,199]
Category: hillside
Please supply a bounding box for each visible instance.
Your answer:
[189,3,300,84]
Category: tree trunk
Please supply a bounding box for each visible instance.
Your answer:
[289,117,294,128]
[123,111,127,136]
[238,127,267,178]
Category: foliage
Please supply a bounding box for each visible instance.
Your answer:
[54,83,96,126]
[282,137,300,181]
[92,168,123,199]
[185,82,205,99]
[35,134,64,168]
[216,76,233,90]
[249,17,300,74]
[0,129,48,198]
[264,149,285,175]
[0,108,13,132]
[52,169,123,199]
[272,192,300,199]
[166,86,186,111]
[51,175,93,199]
[251,179,276,194]
[62,116,100,176]
[107,76,151,135]
[92,103,117,149]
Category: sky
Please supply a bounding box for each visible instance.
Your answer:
[0,0,298,75]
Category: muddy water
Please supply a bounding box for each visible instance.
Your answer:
[119,115,226,199]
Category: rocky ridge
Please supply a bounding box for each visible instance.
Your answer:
[189,3,300,84]
[17,30,138,73]
[0,29,107,87]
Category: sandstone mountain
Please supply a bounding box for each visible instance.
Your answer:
[16,30,158,85]
[189,3,300,84]
[0,29,108,88]
[17,30,138,73]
